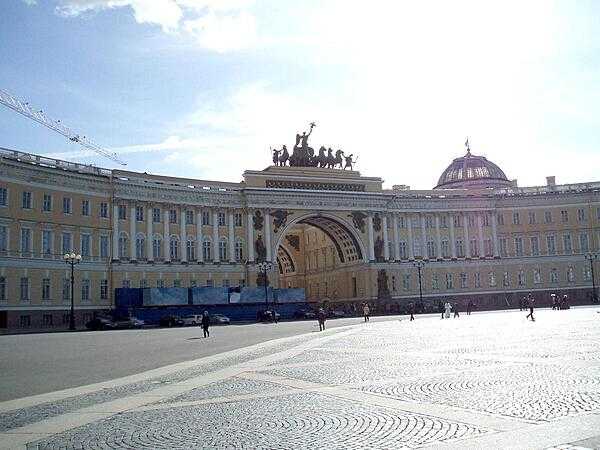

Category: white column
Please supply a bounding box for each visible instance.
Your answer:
[146,206,153,262]
[247,211,255,262]
[163,209,170,262]
[112,204,119,260]
[228,210,235,263]
[393,215,400,261]
[478,213,485,258]
[367,214,375,261]
[382,215,390,261]
[491,211,500,258]
[449,213,457,259]
[181,207,187,263]
[196,210,203,263]
[265,210,272,262]
[407,214,414,259]
[420,214,427,259]
[129,204,136,260]
[213,210,220,263]
[464,213,471,258]
[435,214,442,260]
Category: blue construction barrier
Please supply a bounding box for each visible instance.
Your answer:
[191,287,229,305]
[142,288,189,306]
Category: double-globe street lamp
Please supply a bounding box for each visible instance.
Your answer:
[584,252,599,303]
[63,252,82,331]
[256,261,273,309]
[412,258,428,305]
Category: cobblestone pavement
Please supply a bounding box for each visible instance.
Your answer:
[3,307,600,449]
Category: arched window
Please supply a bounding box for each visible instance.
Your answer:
[235,239,244,262]
[219,238,228,261]
[186,238,196,261]
[153,235,162,259]
[118,232,128,258]
[169,236,179,260]
[203,238,212,261]
[135,234,145,260]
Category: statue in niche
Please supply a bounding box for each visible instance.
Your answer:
[348,212,367,233]
[377,269,391,300]
[374,236,384,261]
[373,213,382,232]
[272,209,292,233]
[253,210,264,231]
[255,234,267,262]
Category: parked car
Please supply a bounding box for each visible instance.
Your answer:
[210,314,230,325]
[159,315,184,327]
[181,314,203,326]
[113,317,145,329]
[257,310,280,322]
[293,309,316,320]
[85,316,116,330]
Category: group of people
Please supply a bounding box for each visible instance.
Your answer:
[551,293,570,310]
[316,302,371,332]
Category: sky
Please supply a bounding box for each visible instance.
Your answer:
[1,0,600,189]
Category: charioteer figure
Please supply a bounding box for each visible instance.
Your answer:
[344,153,357,170]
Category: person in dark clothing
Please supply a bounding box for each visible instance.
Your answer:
[201,311,210,337]
[317,308,326,331]
[440,301,445,319]
[409,302,415,321]
[525,295,535,321]
[466,300,472,315]
[453,303,460,318]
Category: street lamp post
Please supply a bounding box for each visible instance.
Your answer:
[585,252,599,303]
[412,259,427,305]
[257,261,273,309]
[63,252,82,331]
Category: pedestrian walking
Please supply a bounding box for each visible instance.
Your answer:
[318,308,326,331]
[272,307,278,324]
[363,303,370,322]
[525,294,535,321]
[551,293,557,310]
[466,300,472,316]
[444,301,452,319]
[440,301,445,319]
[409,302,415,321]
[201,310,210,337]
[453,303,460,318]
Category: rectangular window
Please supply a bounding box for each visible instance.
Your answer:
[156,279,165,288]
[580,233,589,253]
[503,271,510,287]
[550,268,559,283]
[100,202,108,218]
[153,208,161,223]
[513,212,520,225]
[431,274,439,290]
[100,279,108,300]
[456,240,464,258]
[135,206,144,221]
[0,187,7,206]
[42,278,51,300]
[402,273,410,290]
[398,216,406,228]
[474,272,481,288]
[528,211,535,224]
[530,236,539,256]
[0,276,5,302]
[518,270,525,286]
[460,272,467,288]
[446,273,453,289]
[577,208,586,222]
[186,240,196,261]
[0,225,7,252]
[562,234,572,253]
[139,279,147,288]
[484,239,492,256]
[425,216,434,228]
[62,197,72,214]
[173,279,181,288]
[453,215,462,227]
[122,279,130,288]
[497,213,504,226]
[22,191,32,209]
[43,194,52,212]
[467,215,475,227]
[544,211,552,223]
[62,232,72,254]
[20,228,31,254]
[533,268,541,284]
[218,212,226,226]
[81,279,90,301]
[63,278,70,301]
[186,210,194,225]
[206,279,214,288]
[81,200,90,216]
[202,211,210,225]
[399,242,407,259]
[100,235,109,259]
[440,215,448,228]
[42,230,52,256]
[169,209,177,224]
[560,210,569,223]
[499,238,507,257]
[426,241,436,259]
[234,213,243,227]
[514,237,523,256]
[547,235,556,255]
[441,240,449,258]
[42,314,53,327]
[470,239,479,257]
[20,315,31,328]
[20,277,29,301]
[222,279,230,288]
[81,234,91,257]
[118,205,126,220]
[483,214,489,227]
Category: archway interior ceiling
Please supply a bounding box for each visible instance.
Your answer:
[277,245,296,275]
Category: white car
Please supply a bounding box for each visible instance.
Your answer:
[181,314,203,326]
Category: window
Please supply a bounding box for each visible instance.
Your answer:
[234,213,243,227]
[413,240,422,258]
[398,216,406,228]
[219,239,227,260]
[235,241,243,262]
[470,239,479,257]
[206,279,214,287]
[499,238,507,257]
[169,209,177,224]
[122,279,130,288]
[139,279,147,288]
[567,266,575,282]
[431,274,439,290]
[186,239,196,261]
[118,234,128,258]
[20,277,29,301]
[81,279,90,301]
[533,268,542,284]
[20,315,31,328]
[497,213,504,226]
[530,236,539,256]
[483,214,489,227]
[42,278,51,300]
[584,266,592,281]
[203,239,212,261]
[62,232,72,254]
[546,235,556,255]
[518,270,525,286]
[202,211,210,225]
[136,235,145,259]
[186,210,194,225]
[514,237,523,257]
[173,279,181,288]
[562,234,572,254]
[426,241,436,259]
[460,272,467,288]
[135,206,144,221]
[550,268,559,283]
[441,240,449,258]
[513,212,520,225]
[0,225,6,253]
[489,272,497,287]
[425,216,434,228]
[218,212,226,226]
[63,197,72,214]
[63,278,70,301]
[22,191,32,209]
[43,314,53,327]
[502,271,510,287]
[402,273,410,290]
[43,194,52,212]
[445,273,453,289]
[81,200,90,216]
[152,208,161,223]
[484,239,492,256]
[474,272,481,288]
[560,210,569,223]
[399,242,407,259]
[440,216,448,228]
[577,208,586,222]
[21,228,31,254]
[81,234,91,257]
[453,215,462,227]
[222,279,230,288]
[544,211,552,224]
[0,187,7,206]
[528,211,536,224]
[153,236,162,259]
[100,279,108,300]
[156,279,165,288]
[465,215,474,228]
[118,205,126,220]
[169,237,179,260]
[579,233,589,253]
[0,277,5,302]
[391,276,396,292]
[42,230,52,256]
[100,235,109,259]
[456,239,464,258]
[100,202,108,218]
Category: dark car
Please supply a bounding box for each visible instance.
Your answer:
[85,317,117,330]
[293,309,316,320]
[159,315,184,327]
[257,310,281,322]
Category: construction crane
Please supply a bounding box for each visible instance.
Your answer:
[0,88,126,165]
